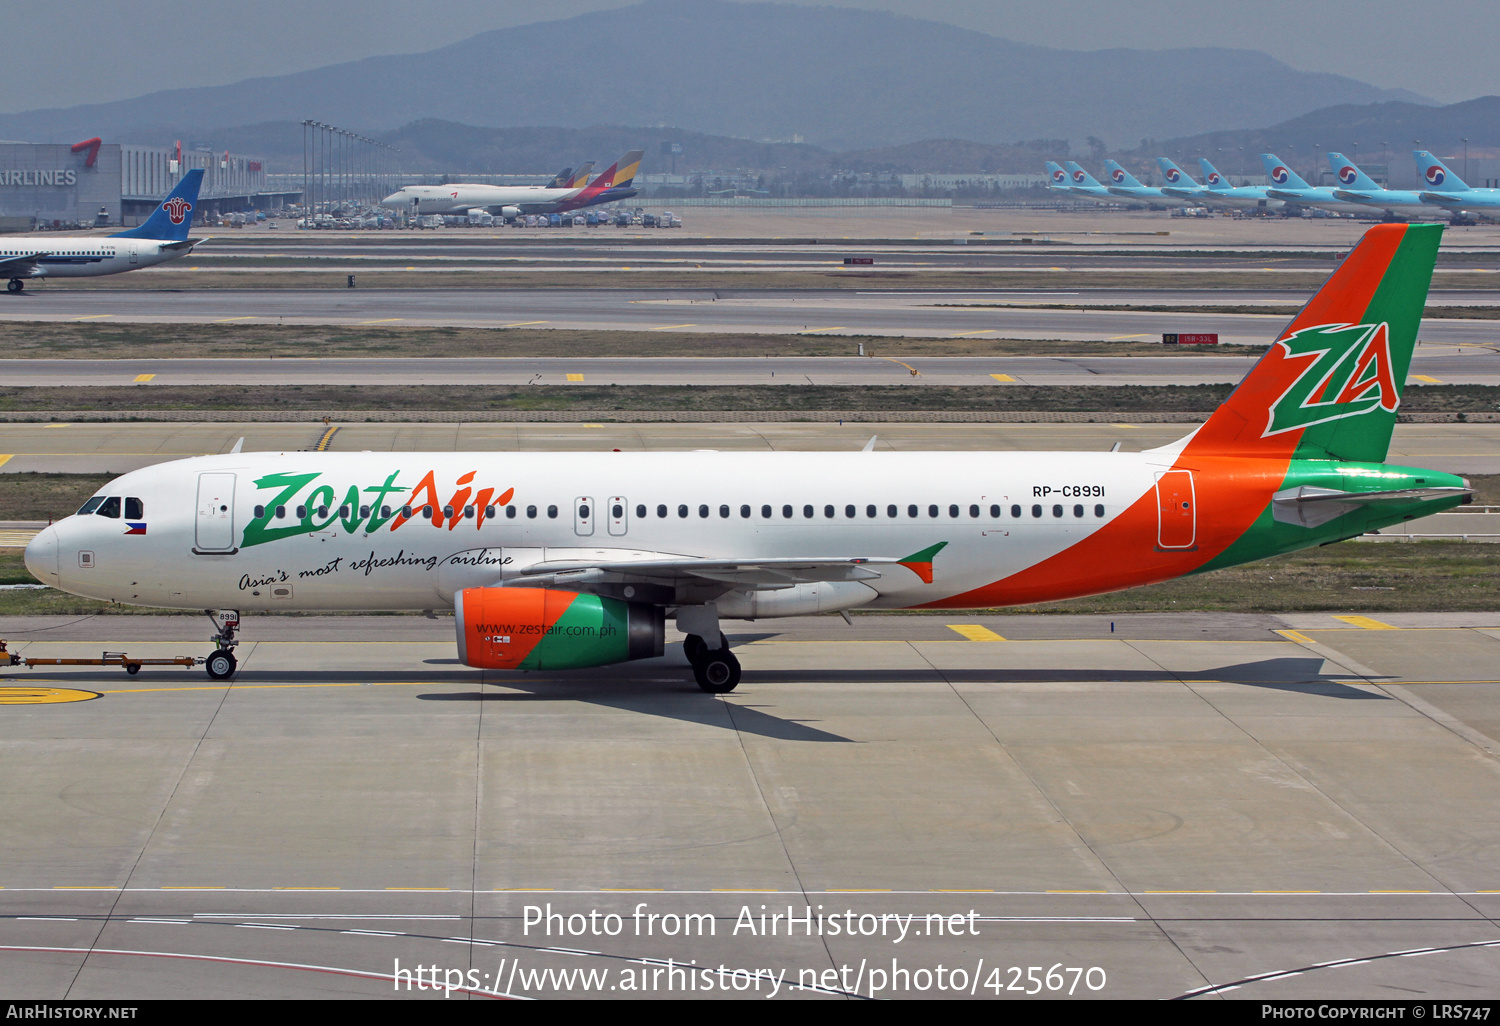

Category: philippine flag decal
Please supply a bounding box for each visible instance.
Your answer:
[125,523,147,536]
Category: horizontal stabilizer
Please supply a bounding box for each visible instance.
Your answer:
[1272,485,1471,528]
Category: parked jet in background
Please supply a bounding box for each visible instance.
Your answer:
[1327,153,1432,219]
[1156,158,1212,203]
[1259,153,1354,213]
[1,169,204,294]
[1414,151,1500,219]
[1044,160,1072,195]
[1101,160,1197,206]
[1196,159,1281,211]
[1061,162,1116,203]
[380,151,641,219]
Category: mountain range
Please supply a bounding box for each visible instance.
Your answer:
[0,0,1428,153]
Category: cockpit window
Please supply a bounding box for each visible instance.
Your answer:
[77,496,105,516]
[125,497,144,519]
[95,496,121,519]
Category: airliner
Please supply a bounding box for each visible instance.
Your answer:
[1259,153,1356,213]
[1195,159,1283,211]
[380,150,643,219]
[1327,152,1432,218]
[1101,160,1198,207]
[20,222,1469,692]
[1060,162,1117,203]
[1414,150,1500,218]
[1,169,204,294]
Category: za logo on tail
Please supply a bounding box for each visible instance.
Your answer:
[1265,322,1399,436]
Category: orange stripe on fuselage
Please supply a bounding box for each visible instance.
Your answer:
[919,226,1409,610]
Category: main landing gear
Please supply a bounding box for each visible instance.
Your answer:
[6,279,23,294]
[205,610,241,680]
[684,632,740,693]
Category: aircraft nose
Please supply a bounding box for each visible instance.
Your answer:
[24,525,59,585]
[380,191,407,208]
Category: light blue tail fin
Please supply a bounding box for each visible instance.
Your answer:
[1103,160,1144,188]
[1063,161,1103,188]
[1414,150,1469,192]
[110,168,204,241]
[1197,158,1231,190]
[1045,161,1069,188]
[1328,153,1382,191]
[1156,158,1199,188]
[1261,154,1311,190]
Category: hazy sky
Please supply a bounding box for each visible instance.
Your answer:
[3,0,1496,114]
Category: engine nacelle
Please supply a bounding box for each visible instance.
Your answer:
[500,206,521,220]
[455,587,663,670]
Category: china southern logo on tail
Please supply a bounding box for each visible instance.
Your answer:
[1338,166,1359,184]
[1425,165,1446,185]
[1264,322,1399,436]
[163,197,192,224]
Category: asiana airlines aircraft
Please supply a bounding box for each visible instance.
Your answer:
[20,223,1471,692]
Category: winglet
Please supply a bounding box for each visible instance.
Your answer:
[861,436,877,453]
[898,542,948,584]
[229,437,244,454]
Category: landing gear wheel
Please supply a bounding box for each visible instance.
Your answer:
[205,650,237,681]
[6,279,22,294]
[693,648,740,694]
[683,633,707,664]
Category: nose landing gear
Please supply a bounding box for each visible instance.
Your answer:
[205,610,240,680]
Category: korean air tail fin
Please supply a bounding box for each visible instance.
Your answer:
[1260,154,1311,190]
[1187,222,1442,464]
[1063,161,1102,188]
[1197,159,1231,190]
[1103,160,1144,189]
[1155,158,1199,189]
[1045,161,1069,188]
[565,162,595,189]
[1414,150,1469,193]
[1327,153,1382,192]
[110,168,204,242]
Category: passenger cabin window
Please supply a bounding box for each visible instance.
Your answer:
[657,504,668,518]
[1095,504,1106,517]
[506,505,517,519]
[635,504,646,518]
[546,505,558,519]
[526,505,537,519]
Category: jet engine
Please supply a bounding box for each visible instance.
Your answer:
[500,206,521,220]
[455,587,663,670]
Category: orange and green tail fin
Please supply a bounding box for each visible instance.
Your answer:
[1185,222,1442,463]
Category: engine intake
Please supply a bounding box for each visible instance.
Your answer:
[455,587,663,670]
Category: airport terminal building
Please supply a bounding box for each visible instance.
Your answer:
[0,141,299,230]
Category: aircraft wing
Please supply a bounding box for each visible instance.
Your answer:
[513,555,897,590]
[1272,485,1471,528]
[1332,189,1382,203]
[1266,189,1309,202]
[0,252,47,277]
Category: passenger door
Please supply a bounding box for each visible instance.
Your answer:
[195,472,237,553]
[1155,470,1196,549]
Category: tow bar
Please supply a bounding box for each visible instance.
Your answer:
[1,639,203,676]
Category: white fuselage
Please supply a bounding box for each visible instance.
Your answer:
[25,450,1164,615]
[2,235,199,278]
[380,184,581,215]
